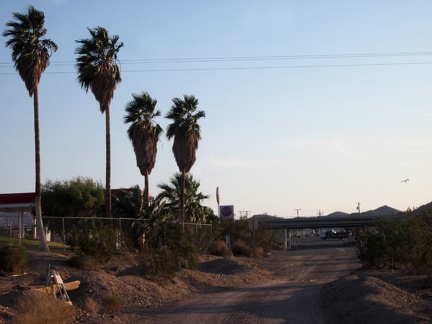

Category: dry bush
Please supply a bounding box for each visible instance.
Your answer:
[67,254,100,271]
[231,240,253,257]
[208,240,229,256]
[83,296,100,314]
[253,247,265,258]
[103,293,125,314]
[12,291,76,324]
[0,244,27,273]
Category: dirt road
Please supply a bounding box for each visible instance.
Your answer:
[144,241,360,323]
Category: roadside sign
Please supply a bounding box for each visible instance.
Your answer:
[220,205,234,219]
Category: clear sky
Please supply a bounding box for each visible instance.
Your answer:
[1,0,432,218]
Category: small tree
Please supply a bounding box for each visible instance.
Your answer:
[42,177,104,235]
[157,172,213,223]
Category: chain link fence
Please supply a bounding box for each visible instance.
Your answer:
[0,215,214,252]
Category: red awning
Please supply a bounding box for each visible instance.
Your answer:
[0,192,35,212]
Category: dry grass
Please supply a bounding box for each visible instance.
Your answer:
[12,291,76,324]
[103,293,125,314]
[253,247,265,258]
[208,240,229,256]
[83,296,100,314]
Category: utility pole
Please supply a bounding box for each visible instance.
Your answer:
[356,202,361,214]
[294,209,301,217]
[239,210,251,218]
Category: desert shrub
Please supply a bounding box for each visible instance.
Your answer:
[67,254,100,271]
[0,244,27,273]
[403,211,432,276]
[83,297,100,314]
[66,221,115,265]
[357,231,394,269]
[208,240,229,256]
[13,291,76,324]
[140,246,176,278]
[253,246,265,258]
[171,240,198,269]
[231,240,252,257]
[357,213,432,274]
[103,293,125,314]
[140,240,198,278]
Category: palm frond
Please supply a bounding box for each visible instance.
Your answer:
[75,26,123,112]
[3,5,57,96]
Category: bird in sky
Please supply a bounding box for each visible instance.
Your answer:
[401,179,409,183]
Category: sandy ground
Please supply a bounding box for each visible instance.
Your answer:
[0,237,431,323]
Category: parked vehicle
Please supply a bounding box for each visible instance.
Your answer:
[321,230,350,240]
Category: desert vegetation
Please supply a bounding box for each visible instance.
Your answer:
[357,209,432,277]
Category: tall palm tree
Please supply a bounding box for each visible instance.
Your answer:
[3,6,58,252]
[124,92,163,208]
[165,95,205,228]
[75,27,123,218]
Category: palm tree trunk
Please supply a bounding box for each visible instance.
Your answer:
[33,87,49,252]
[144,171,149,208]
[181,170,185,233]
[105,105,112,219]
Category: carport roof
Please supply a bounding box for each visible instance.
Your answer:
[0,192,35,212]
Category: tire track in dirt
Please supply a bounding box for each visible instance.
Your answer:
[144,246,360,323]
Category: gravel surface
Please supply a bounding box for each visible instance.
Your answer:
[0,237,431,323]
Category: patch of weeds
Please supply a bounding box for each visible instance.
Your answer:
[103,293,125,314]
[0,244,27,273]
[13,291,76,324]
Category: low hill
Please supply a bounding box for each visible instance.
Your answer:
[325,205,401,218]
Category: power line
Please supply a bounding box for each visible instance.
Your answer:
[2,50,431,66]
[1,51,432,75]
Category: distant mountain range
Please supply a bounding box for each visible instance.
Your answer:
[251,202,432,221]
[251,204,407,220]
[326,205,402,217]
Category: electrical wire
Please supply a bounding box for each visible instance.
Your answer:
[1,51,432,75]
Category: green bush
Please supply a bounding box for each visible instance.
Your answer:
[0,244,27,273]
[357,212,432,275]
[140,246,176,278]
[172,240,197,269]
[357,231,394,269]
[66,221,115,265]
[140,240,197,278]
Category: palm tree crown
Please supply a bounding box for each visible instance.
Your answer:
[75,26,123,113]
[165,95,205,173]
[3,5,58,96]
[124,92,163,207]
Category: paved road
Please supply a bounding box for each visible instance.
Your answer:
[145,239,360,323]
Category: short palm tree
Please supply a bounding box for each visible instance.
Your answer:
[3,6,58,252]
[165,95,205,227]
[124,92,163,208]
[75,27,123,218]
[157,172,211,223]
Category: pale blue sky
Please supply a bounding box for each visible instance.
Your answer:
[1,0,432,217]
